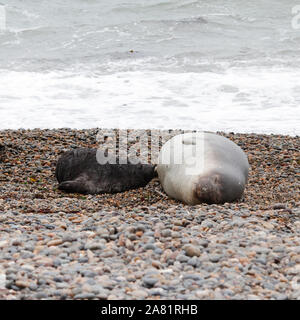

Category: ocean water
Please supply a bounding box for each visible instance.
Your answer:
[0,0,299,135]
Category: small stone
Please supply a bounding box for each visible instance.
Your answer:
[261,221,274,230]
[12,239,23,246]
[29,283,38,291]
[96,291,108,300]
[130,290,148,299]
[34,292,48,299]
[173,220,183,226]
[201,219,215,228]
[255,257,267,265]
[35,257,53,267]
[198,240,209,248]
[136,231,143,237]
[183,245,201,257]
[53,258,62,267]
[15,280,30,288]
[101,250,115,258]
[144,243,156,250]
[62,234,77,242]
[273,246,285,253]
[247,294,261,300]
[161,229,172,237]
[149,288,166,296]
[84,242,105,251]
[272,203,286,210]
[142,276,158,288]
[286,264,300,275]
[274,294,288,300]
[151,260,161,269]
[0,273,6,289]
[125,239,134,250]
[209,254,222,263]
[154,248,163,255]
[21,264,35,272]
[0,240,9,248]
[82,271,97,278]
[183,274,202,281]
[172,232,181,238]
[176,254,189,263]
[195,289,211,299]
[74,293,96,299]
[47,239,63,247]
[187,257,200,267]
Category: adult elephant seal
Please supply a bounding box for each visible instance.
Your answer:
[56,148,156,194]
[157,132,249,205]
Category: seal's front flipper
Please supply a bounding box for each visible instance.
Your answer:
[58,173,99,194]
[58,180,91,194]
[58,180,84,193]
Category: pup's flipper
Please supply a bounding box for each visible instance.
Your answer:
[58,175,98,194]
[58,180,84,193]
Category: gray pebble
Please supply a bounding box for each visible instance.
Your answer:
[187,257,200,267]
[143,243,156,250]
[176,254,189,263]
[84,242,105,250]
[209,254,222,263]
[142,276,158,288]
[74,293,96,299]
[34,292,48,299]
[154,248,163,255]
[161,229,172,237]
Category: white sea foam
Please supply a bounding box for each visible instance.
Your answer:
[0,66,299,135]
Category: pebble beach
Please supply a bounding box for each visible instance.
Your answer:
[0,128,299,300]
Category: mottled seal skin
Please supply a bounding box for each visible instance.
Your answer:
[157,132,249,205]
[55,148,157,194]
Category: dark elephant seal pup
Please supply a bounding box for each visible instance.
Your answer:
[157,132,249,205]
[55,148,156,194]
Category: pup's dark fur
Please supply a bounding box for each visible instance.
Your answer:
[55,148,157,194]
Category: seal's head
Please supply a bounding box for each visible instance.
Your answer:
[193,173,223,204]
[194,170,246,204]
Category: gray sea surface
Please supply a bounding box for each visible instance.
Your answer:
[0,0,299,134]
